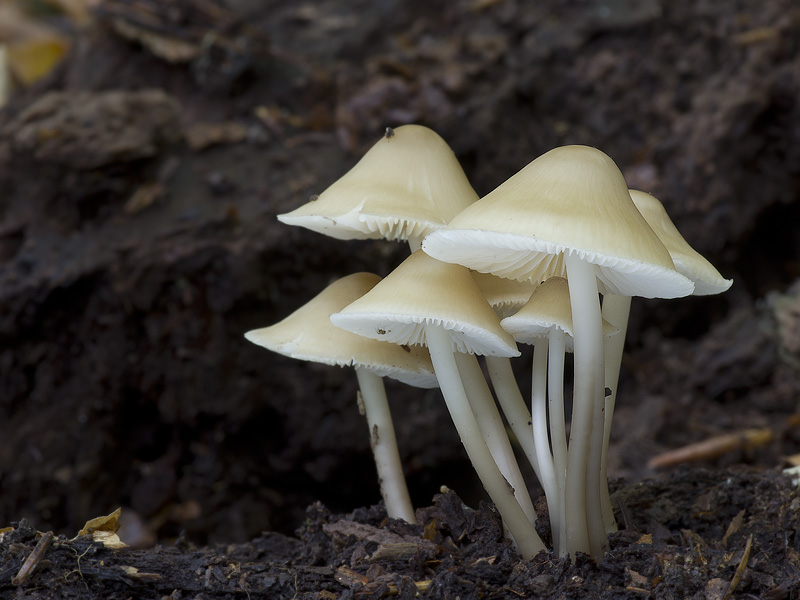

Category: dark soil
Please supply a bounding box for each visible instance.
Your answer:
[1,0,800,598]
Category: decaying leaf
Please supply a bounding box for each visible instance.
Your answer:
[74,507,128,549]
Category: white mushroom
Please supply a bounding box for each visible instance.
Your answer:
[331,251,546,559]
[423,145,695,558]
[244,273,436,523]
[277,124,479,251]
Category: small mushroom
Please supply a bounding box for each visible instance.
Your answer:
[501,277,618,556]
[277,124,479,251]
[244,273,436,523]
[423,145,695,558]
[596,189,734,532]
[331,250,545,559]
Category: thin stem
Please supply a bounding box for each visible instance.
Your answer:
[354,367,416,523]
[485,356,541,483]
[600,294,631,534]
[425,324,545,559]
[455,352,536,523]
[548,328,568,556]
[564,253,605,559]
[531,338,559,547]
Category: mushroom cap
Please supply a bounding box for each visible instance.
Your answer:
[422,145,695,299]
[500,277,618,351]
[277,125,480,242]
[471,271,538,319]
[244,272,438,388]
[331,251,520,357]
[628,190,733,296]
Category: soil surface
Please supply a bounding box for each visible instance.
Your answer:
[1,0,800,598]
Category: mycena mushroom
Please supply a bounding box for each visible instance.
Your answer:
[331,250,546,559]
[244,273,437,523]
[423,145,695,558]
[501,276,618,556]
[593,189,734,531]
[277,124,479,251]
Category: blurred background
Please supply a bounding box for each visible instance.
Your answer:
[0,0,798,548]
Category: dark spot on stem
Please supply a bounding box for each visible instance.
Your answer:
[384,126,395,138]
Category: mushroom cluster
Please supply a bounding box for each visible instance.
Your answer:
[246,126,732,561]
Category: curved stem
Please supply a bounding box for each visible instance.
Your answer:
[564,253,605,560]
[354,367,416,523]
[425,325,545,559]
[455,352,536,524]
[548,329,568,556]
[531,338,559,546]
[485,356,541,483]
[600,294,631,534]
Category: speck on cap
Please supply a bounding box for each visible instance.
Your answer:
[277,125,479,242]
[500,277,618,351]
[244,272,437,388]
[422,145,695,299]
[629,190,733,296]
[330,251,520,357]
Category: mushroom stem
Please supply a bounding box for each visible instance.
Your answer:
[531,338,560,546]
[485,356,541,483]
[425,324,545,559]
[454,352,536,523]
[564,252,605,559]
[600,293,631,534]
[354,367,416,524]
[547,328,568,556]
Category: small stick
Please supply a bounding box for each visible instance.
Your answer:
[12,531,54,586]
[723,534,753,600]
[647,428,773,469]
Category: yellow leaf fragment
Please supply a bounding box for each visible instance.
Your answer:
[77,507,122,537]
[7,37,69,85]
[92,530,128,549]
[74,507,128,548]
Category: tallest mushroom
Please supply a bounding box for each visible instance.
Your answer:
[423,145,695,558]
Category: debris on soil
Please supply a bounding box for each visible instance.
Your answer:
[2,469,800,599]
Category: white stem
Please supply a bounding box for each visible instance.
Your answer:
[485,356,541,483]
[548,329,568,556]
[407,236,422,253]
[425,324,545,559]
[354,367,416,523]
[600,294,631,534]
[455,352,536,524]
[564,253,606,560]
[531,338,559,547]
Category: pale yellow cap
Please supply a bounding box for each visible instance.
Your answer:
[244,272,437,388]
[423,145,695,299]
[278,125,479,242]
[500,277,618,351]
[471,271,538,319]
[629,190,732,296]
[331,251,520,357]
